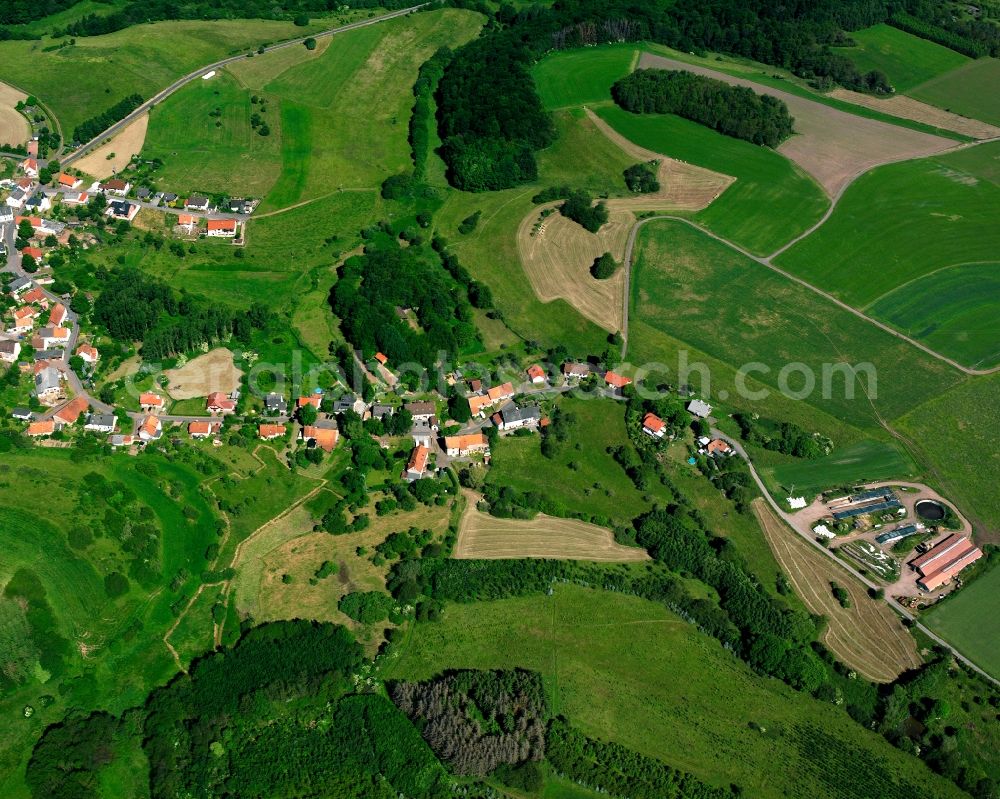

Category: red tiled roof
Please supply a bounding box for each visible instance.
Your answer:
[707,439,732,455]
[527,364,545,380]
[642,412,665,433]
[303,425,338,451]
[22,247,43,259]
[444,432,487,452]
[374,352,388,365]
[49,303,67,326]
[54,396,89,424]
[188,421,213,436]
[139,392,164,408]
[27,420,55,436]
[604,371,632,389]
[297,395,322,408]
[259,423,286,439]
[487,382,514,402]
[407,444,429,474]
[207,218,236,231]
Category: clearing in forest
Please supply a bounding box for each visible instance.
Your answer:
[164,347,243,399]
[637,52,955,196]
[454,493,649,562]
[0,81,29,147]
[753,499,921,682]
[74,113,149,179]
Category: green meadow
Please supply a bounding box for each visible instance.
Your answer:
[924,564,1000,679]
[595,105,829,255]
[910,57,1000,126]
[392,584,965,799]
[629,220,961,429]
[763,439,916,498]
[0,17,348,136]
[838,24,969,93]
[896,374,1000,534]
[532,44,636,109]
[0,449,219,798]
[868,262,1000,370]
[777,142,1000,312]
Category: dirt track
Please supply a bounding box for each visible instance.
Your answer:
[753,499,922,682]
[637,52,955,196]
[455,494,650,562]
[73,113,149,179]
[0,81,30,147]
[829,89,1000,140]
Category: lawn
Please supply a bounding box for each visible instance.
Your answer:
[910,57,1000,126]
[532,44,637,110]
[258,8,484,210]
[837,24,969,93]
[629,220,962,430]
[391,584,965,799]
[0,17,348,137]
[595,105,829,255]
[868,262,1000,370]
[0,448,220,798]
[776,142,1000,314]
[141,69,283,197]
[924,561,1000,679]
[896,374,1000,536]
[764,439,916,498]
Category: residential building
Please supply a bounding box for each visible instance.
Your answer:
[374,351,388,366]
[188,421,219,439]
[706,439,733,457]
[53,396,89,425]
[11,407,32,421]
[297,394,322,410]
[562,362,591,380]
[20,158,38,178]
[206,392,236,414]
[404,444,430,481]
[110,434,136,447]
[264,392,288,415]
[302,423,338,452]
[107,200,139,221]
[526,364,546,384]
[495,404,541,431]
[57,173,82,190]
[411,419,435,448]
[258,423,286,440]
[22,286,48,306]
[687,399,713,419]
[604,371,632,393]
[405,401,436,421]
[34,366,62,402]
[206,218,237,237]
[22,246,43,261]
[62,191,89,205]
[0,339,21,363]
[641,412,666,439]
[85,413,117,434]
[36,326,70,349]
[139,392,165,411]
[444,432,489,457]
[468,394,493,417]
[139,415,162,441]
[177,213,198,232]
[6,187,28,209]
[8,277,33,297]
[99,179,131,196]
[487,382,515,404]
[370,403,393,421]
[49,303,67,327]
[26,420,56,437]
[24,194,51,213]
[76,343,99,363]
[186,195,211,211]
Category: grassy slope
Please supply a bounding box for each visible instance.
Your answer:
[0,449,218,798]
[533,44,636,110]
[0,17,347,136]
[895,373,1000,536]
[141,70,283,196]
[630,220,961,428]
[924,563,1000,679]
[837,24,969,93]
[764,439,916,497]
[392,584,965,799]
[595,106,828,255]
[910,57,1000,126]
[260,9,484,210]
[775,142,1000,367]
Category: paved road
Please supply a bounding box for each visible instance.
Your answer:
[61,5,425,165]
[710,426,1000,689]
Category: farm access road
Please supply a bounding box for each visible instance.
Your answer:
[60,5,426,165]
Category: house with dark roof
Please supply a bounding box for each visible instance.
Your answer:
[494,404,541,432]
[107,200,139,221]
[264,392,288,414]
[85,413,117,433]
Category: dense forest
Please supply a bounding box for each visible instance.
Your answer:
[331,240,480,369]
[72,93,143,145]
[612,70,795,148]
[93,269,271,358]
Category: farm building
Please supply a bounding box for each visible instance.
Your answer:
[875,523,924,545]
[53,396,89,425]
[444,432,489,457]
[911,534,983,592]
[26,420,56,437]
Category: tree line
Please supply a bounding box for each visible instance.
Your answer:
[732,412,831,459]
[612,69,795,148]
[410,47,451,182]
[72,93,143,145]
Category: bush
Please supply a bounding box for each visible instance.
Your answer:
[591,252,618,279]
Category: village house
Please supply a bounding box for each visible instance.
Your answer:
[22,286,49,307]
[8,277,33,297]
[177,213,198,233]
[302,423,339,452]
[99,179,131,196]
[11,407,32,421]
[706,439,734,457]
[0,206,12,224]
[404,444,430,481]
[374,352,388,366]
[526,364,546,385]
[139,392,165,412]
[297,394,322,410]
[604,371,632,394]
[57,173,82,190]
[186,195,212,211]
[24,193,51,213]
[35,326,70,349]
[62,191,89,206]
[107,200,139,222]
[641,412,666,439]
[0,339,22,363]
[139,415,163,441]
[6,187,28,210]
[264,392,288,415]
[411,418,435,448]
[22,246,44,262]
[206,218,237,238]
[20,158,38,178]
[206,391,237,414]
[562,362,591,380]
[370,403,393,421]
[258,423,286,440]
[84,413,117,434]
[49,303,67,327]
[405,401,437,422]
[110,434,135,447]
[35,366,63,403]
[468,394,493,416]
[687,399,713,419]
[444,432,489,457]
[26,419,56,437]
[17,216,64,237]
[188,421,220,439]
[493,404,541,432]
[53,396,89,426]
[76,343,99,364]
[9,308,37,335]
[487,382,516,405]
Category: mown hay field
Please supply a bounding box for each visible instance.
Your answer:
[454,496,649,561]
[836,24,969,93]
[74,112,149,179]
[752,500,921,682]
[0,81,29,147]
[392,584,965,799]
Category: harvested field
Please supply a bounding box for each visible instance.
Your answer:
[226,37,331,90]
[637,52,955,196]
[753,499,921,682]
[0,81,29,147]
[516,110,732,333]
[74,112,149,179]
[164,347,242,399]
[517,204,632,333]
[829,89,1000,140]
[454,494,649,561]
